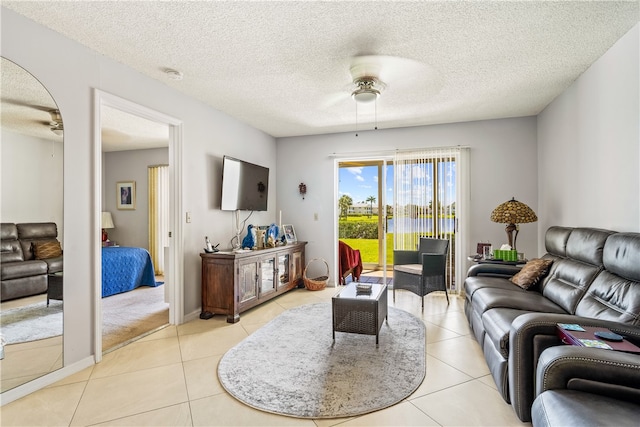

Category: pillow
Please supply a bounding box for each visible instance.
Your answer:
[510,258,553,290]
[34,240,62,259]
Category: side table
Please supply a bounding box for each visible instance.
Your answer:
[47,272,63,306]
[332,283,388,345]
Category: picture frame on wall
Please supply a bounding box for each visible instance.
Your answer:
[116,181,136,210]
[283,224,297,243]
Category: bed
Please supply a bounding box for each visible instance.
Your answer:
[102,246,159,297]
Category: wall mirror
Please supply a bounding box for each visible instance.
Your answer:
[0,57,64,393]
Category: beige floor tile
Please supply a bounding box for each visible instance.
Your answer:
[183,354,225,400]
[47,365,94,388]
[93,402,192,426]
[190,393,316,426]
[137,324,178,342]
[427,335,490,378]
[178,323,248,361]
[91,336,182,379]
[478,373,499,390]
[177,315,231,336]
[0,382,86,426]
[424,321,462,343]
[423,310,473,336]
[409,354,473,399]
[70,363,188,426]
[337,401,440,426]
[411,380,527,426]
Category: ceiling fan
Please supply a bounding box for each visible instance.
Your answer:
[324,55,433,109]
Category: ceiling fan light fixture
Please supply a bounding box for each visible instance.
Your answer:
[49,109,63,136]
[351,77,381,103]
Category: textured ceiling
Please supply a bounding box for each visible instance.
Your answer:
[2,1,639,141]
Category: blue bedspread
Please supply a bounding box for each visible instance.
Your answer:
[102,247,159,297]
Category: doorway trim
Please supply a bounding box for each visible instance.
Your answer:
[93,89,184,362]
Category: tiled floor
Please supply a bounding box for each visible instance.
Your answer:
[1,283,531,426]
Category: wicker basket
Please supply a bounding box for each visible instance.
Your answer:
[303,258,329,291]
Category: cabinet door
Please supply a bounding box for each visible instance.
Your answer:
[277,253,290,290]
[238,262,258,303]
[260,256,276,296]
[292,250,304,285]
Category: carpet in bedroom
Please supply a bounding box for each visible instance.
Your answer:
[102,284,169,351]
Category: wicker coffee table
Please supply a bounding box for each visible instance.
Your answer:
[332,282,388,344]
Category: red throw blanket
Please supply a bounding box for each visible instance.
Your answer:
[338,241,362,284]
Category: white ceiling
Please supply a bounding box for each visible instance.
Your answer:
[2,1,638,141]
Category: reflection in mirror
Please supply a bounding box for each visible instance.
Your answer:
[0,57,64,393]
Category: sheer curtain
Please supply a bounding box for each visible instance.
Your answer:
[148,165,169,275]
[394,147,469,293]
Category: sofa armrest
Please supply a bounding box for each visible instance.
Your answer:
[466,263,521,278]
[536,346,640,404]
[509,312,640,422]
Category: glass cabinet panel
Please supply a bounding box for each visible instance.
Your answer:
[260,257,276,295]
[239,262,257,303]
[277,253,290,289]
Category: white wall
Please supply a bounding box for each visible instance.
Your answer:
[103,148,168,249]
[537,23,639,248]
[1,130,64,238]
[1,8,276,372]
[276,117,539,282]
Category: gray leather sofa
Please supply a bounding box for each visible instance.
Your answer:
[1,222,63,301]
[464,226,640,422]
[531,346,640,427]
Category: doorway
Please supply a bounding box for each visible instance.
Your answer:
[337,158,393,284]
[93,90,183,361]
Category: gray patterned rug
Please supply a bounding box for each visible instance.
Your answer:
[218,302,425,419]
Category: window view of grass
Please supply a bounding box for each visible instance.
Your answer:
[339,214,393,265]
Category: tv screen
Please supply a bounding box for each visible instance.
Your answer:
[221,155,269,211]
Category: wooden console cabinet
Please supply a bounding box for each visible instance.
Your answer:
[200,241,306,323]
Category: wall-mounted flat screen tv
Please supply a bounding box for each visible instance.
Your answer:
[220,155,269,211]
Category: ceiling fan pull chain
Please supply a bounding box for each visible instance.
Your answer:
[375,97,378,130]
[355,101,359,137]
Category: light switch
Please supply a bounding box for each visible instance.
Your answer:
[314,213,318,221]
[186,212,192,223]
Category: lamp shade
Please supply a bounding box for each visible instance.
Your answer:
[101,211,115,229]
[490,198,537,225]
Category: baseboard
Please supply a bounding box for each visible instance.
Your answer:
[1,356,95,406]
[183,309,201,323]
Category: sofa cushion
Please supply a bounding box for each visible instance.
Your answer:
[34,240,62,259]
[393,264,421,275]
[602,233,640,282]
[532,390,640,427]
[565,228,612,266]
[1,260,48,280]
[544,226,572,258]
[540,258,601,314]
[472,287,567,315]
[510,259,553,289]
[1,240,24,263]
[465,276,526,304]
[17,222,58,260]
[575,270,640,325]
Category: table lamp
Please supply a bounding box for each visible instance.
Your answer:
[490,197,537,251]
[102,211,115,242]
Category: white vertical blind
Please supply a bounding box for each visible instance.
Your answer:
[394,147,469,293]
[148,165,169,275]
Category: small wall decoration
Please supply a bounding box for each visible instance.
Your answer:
[283,224,297,243]
[116,181,136,210]
[299,182,307,199]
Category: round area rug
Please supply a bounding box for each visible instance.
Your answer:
[217,302,425,419]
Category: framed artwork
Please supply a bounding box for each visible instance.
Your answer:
[283,224,297,243]
[116,181,136,210]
